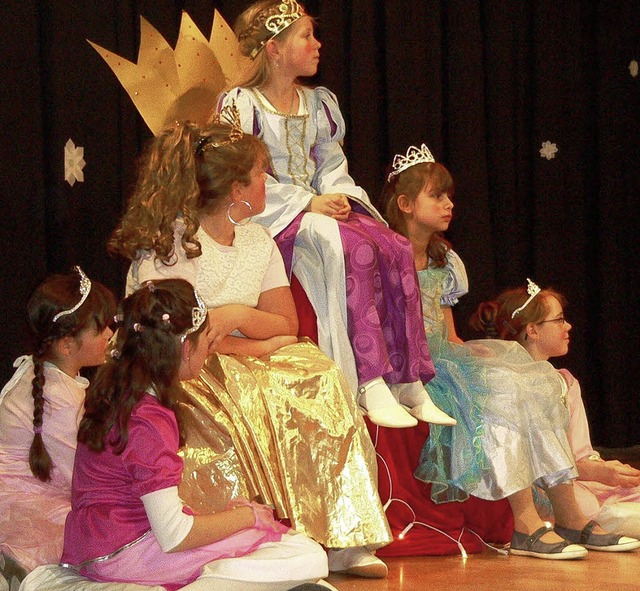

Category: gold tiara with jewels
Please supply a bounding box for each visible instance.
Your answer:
[249,0,307,59]
[195,103,244,154]
[88,10,251,136]
[387,144,436,182]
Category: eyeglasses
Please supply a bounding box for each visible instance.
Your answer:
[537,317,568,326]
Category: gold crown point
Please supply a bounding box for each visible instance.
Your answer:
[89,9,249,135]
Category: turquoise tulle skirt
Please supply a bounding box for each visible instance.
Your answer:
[415,336,577,503]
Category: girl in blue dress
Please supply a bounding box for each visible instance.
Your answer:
[380,144,640,559]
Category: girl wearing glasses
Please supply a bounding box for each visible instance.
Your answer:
[382,145,640,559]
[474,287,640,543]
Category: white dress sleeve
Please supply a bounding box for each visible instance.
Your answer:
[260,240,289,293]
[312,88,384,222]
[141,485,194,552]
[440,249,469,307]
[562,370,597,463]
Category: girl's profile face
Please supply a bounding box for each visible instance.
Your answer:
[70,324,114,368]
[407,180,454,234]
[277,17,321,77]
[531,296,572,360]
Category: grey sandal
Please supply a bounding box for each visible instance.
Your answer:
[554,520,640,552]
[509,526,587,560]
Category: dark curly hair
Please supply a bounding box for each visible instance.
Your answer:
[78,279,208,454]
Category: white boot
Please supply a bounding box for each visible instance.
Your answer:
[358,377,417,428]
[327,547,388,579]
[391,381,456,426]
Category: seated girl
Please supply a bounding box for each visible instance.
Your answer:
[473,287,640,540]
[381,144,640,559]
[0,267,114,582]
[219,0,454,428]
[107,115,391,578]
[47,279,327,591]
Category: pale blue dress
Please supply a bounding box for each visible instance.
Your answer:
[414,250,578,503]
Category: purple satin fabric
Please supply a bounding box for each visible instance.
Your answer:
[276,211,434,385]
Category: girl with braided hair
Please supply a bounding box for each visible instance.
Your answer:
[0,267,115,577]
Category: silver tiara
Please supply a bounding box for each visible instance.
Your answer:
[511,278,542,318]
[52,266,92,323]
[180,288,207,342]
[387,144,436,182]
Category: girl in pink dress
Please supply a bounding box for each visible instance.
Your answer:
[59,279,327,591]
[0,267,115,579]
[562,370,640,538]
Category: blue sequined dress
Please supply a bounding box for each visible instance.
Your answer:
[414,251,577,503]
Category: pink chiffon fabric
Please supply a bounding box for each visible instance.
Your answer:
[562,369,640,536]
[80,524,287,591]
[62,395,288,589]
[0,357,87,571]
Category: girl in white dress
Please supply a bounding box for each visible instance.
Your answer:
[219,0,454,429]
[473,288,640,540]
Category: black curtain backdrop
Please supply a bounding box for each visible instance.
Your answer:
[1,1,638,446]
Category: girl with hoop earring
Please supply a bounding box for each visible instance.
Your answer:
[107,116,393,576]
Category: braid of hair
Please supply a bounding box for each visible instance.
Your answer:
[29,344,54,482]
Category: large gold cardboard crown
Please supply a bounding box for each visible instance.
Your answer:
[88,10,251,136]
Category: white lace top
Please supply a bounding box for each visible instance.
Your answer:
[126,222,288,309]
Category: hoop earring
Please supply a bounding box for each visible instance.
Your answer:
[227,200,253,226]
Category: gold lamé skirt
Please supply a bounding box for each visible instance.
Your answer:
[178,339,392,549]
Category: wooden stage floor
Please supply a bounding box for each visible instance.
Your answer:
[326,548,640,590]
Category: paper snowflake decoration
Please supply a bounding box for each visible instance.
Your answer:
[64,139,86,186]
[539,141,558,160]
[630,60,638,78]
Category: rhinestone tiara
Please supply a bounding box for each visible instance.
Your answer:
[511,278,542,318]
[52,266,92,323]
[387,144,436,182]
[180,288,207,342]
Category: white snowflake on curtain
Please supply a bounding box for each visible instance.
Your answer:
[539,141,558,160]
[630,60,639,77]
[64,139,86,186]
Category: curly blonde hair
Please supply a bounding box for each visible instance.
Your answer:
[381,161,454,268]
[108,121,268,263]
